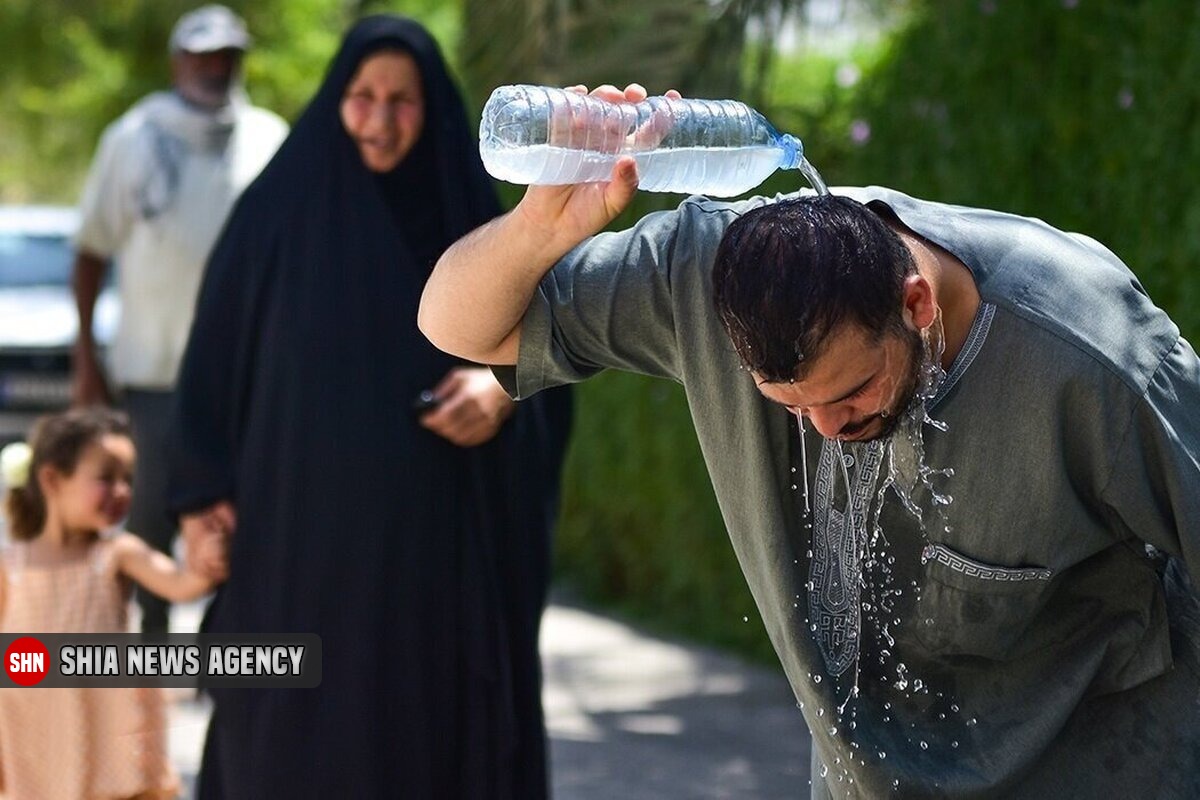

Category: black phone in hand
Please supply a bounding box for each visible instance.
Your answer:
[412,390,442,415]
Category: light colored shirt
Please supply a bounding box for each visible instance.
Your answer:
[496,186,1200,797]
[76,91,287,389]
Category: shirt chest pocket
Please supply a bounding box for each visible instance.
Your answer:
[913,543,1056,661]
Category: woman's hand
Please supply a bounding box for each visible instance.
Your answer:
[418,367,515,447]
[180,500,236,582]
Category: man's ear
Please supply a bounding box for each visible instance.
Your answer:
[901,274,937,331]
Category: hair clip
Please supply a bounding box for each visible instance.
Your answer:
[1,442,32,489]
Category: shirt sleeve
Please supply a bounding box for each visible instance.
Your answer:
[494,196,753,399]
[1101,336,1200,571]
[74,122,137,258]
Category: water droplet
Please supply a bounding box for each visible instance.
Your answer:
[920,740,929,750]
[893,779,900,789]
[878,751,886,759]
[818,708,825,717]
[742,616,749,623]
[951,741,959,749]
[966,718,977,727]
[951,704,959,712]
[829,726,838,736]
[820,765,829,778]
[813,675,822,684]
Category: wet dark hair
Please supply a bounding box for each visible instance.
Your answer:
[712,195,916,382]
[2,407,131,541]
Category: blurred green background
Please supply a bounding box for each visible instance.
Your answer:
[4,0,1197,664]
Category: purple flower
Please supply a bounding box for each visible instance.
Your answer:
[1118,88,1134,109]
[850,120,872,145]
[836,63,861,88]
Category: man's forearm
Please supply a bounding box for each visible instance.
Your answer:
[419,206,567,365]
[421,136,642,365]
[72,250,107,347]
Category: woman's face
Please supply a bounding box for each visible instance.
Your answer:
[340,51,426,173]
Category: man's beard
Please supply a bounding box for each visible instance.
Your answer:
[179,75,236,110]
[846,327,924,442]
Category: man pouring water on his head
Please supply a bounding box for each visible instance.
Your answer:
[419,82,1200,798]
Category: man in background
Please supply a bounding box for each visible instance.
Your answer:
[71,4,287,633]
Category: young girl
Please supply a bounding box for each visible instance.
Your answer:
[0,407,226,799]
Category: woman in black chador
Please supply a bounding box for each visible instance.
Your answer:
[168,16,571,798]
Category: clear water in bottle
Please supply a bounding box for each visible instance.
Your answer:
[479,85,828,198]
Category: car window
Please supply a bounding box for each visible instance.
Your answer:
[0,233,73,288]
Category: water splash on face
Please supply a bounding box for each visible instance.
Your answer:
[883,312,951,520]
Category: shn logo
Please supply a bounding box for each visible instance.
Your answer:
[5,637,50,686]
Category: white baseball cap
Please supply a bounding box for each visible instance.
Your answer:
[169,5,251,54]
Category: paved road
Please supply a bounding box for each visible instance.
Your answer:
[168,600,812,799]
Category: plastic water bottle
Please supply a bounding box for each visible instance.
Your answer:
[479,85,826,198]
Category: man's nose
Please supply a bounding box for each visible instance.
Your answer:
[803,405,852,439]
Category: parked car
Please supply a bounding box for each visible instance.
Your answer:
[0,206,118,447]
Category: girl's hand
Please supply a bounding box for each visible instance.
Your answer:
[114,532,220,603]
[418,367,515,447]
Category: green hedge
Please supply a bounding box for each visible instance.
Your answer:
[836,0,1200,340]
[552,1,1200,663]
[554,372,777,661]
